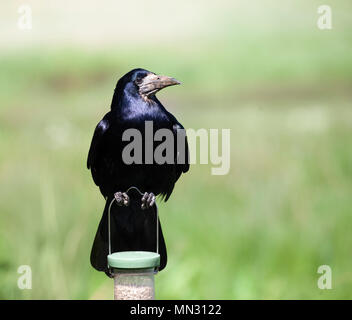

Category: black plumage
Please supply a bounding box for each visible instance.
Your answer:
[87,68,189,274]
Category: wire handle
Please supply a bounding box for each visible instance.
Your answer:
[107,186,159,257]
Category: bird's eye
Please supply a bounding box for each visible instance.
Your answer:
[135,77,143,85]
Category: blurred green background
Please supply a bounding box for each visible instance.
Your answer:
[0,0,351,299]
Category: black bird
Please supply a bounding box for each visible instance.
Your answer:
[87,68,189,275]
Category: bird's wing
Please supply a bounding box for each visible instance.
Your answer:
[161,120,189,201]
[87,113,111,187]
[173,122,190,175]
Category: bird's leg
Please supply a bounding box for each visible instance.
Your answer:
[141,192,156,210]
[114,192,130,206]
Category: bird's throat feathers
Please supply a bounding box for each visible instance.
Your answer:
[111,88,161,119]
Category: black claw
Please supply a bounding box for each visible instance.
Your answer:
[148,193,155,207]
[114,192,130,206]
[141,192,156,210]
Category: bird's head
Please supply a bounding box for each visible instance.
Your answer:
[114,68,180,102]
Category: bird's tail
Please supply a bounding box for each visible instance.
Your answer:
[90,191,167,274]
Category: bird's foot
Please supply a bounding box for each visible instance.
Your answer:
[114,192,130,206]
[141,192,156,210]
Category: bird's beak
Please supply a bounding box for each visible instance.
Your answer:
[139,74,181,97]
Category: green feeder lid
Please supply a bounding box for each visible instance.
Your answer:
[108,251,160,269]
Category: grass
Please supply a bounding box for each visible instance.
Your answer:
[0,0,352,299]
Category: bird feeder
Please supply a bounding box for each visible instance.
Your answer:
[108,251,160,300]
[107,187,160,300]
